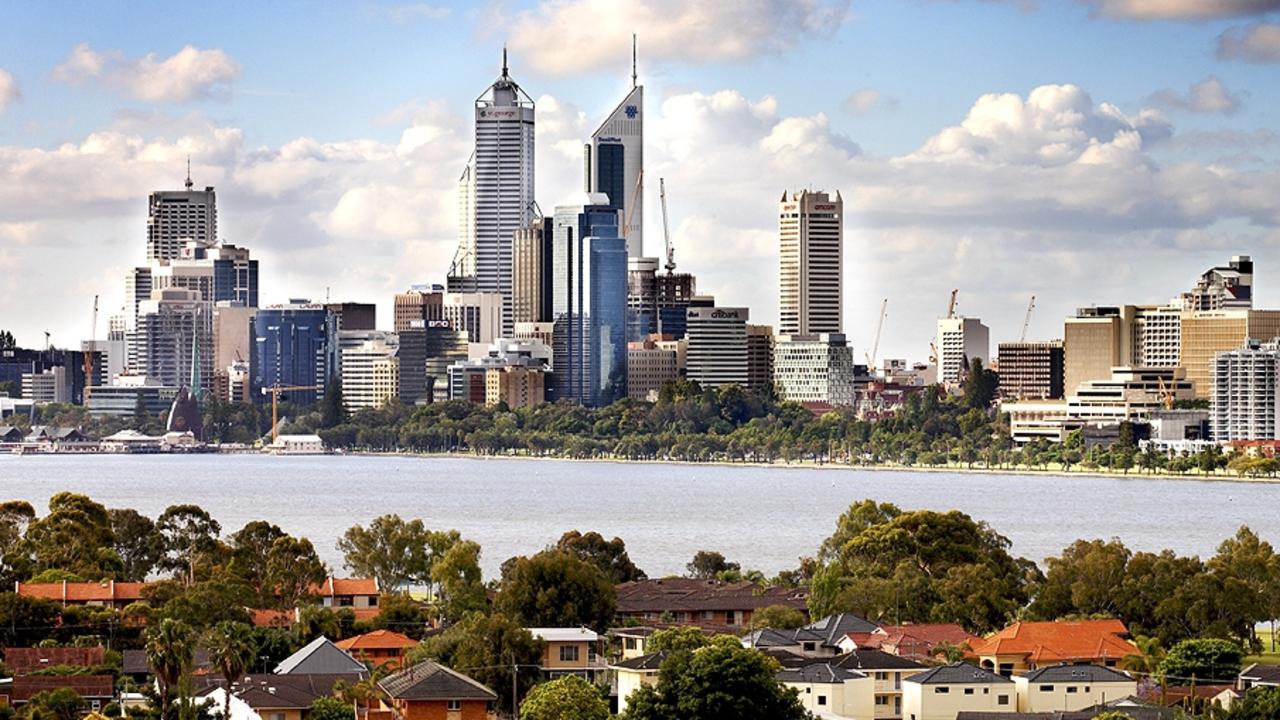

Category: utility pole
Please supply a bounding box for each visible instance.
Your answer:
[511,659,518,720]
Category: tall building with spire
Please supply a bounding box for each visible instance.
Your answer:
[147,163,217,261]
[455,50,535,335]
[585,37,644,258]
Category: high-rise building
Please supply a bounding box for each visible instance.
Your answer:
[395,285,445,333]
[1211,340,1280,441]
[339,331,400,412]
[779,190,843,336]
[585,53,643,257]
[0,348,90,405]
[128,288,214,397]
[485,365,546,408]
[21,367,69,404]
[996,341,1064,400]
[1132,304,1182,368]
[442,292,504,345]
[626,257,658,342]
[326,302,377,332]
[626,340,679,401]
[150,241,258,308]
[125,267,154,329]
[250,300,338,406]
[747,324,775,393]
[773,334,855,406]
[655,271,697,339]
[686,302,749,389]
[935,317,990,385]
[455,52,536,336]
[400,320,469,404]
[212,303,256,400]
[1063,306,1136,395]
[513,217,554,324]
[1182,255,1253,311]
[147,176,217,262]
[1181,309,1280,399]
[550,196,628,406]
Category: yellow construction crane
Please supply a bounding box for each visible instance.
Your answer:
[261,384,324,443]
[1157,376,1175,410]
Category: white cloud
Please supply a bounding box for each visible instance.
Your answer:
[1080,0,1280,19]
[0,69,18,113]
[1149,77,1243,114]
[382,3,450,22]
[54,43,242,102]
[843,88,898,115]
[505,0,851,76]
[1218,22,1280,63]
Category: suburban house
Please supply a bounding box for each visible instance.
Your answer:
[1013,664,1138,712]
[194,673,362,720]
[609,626,658,661]
[903,662,1016,720]
[337,630,417,669]
[611,651,667,717]
[274,636,369,675]
[830,649,928,719]
[312,577,380,620]
[0,675,115,712]
[1238,662,1280,692]
[378,660,497,720]
[842,624,981,660]
[971,620,1137,676]
[14,580,148,610]
[745,614,882,659]
[778,662,875,719]
[955,696,1175,720]
[3,646,107,674]
[614,578,808,631]
[528,628,606,683]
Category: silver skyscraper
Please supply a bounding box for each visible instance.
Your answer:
[585,39,644,258]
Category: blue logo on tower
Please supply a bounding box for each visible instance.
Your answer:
[625,105,638,119]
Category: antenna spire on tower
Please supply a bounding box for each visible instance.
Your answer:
[632,34,638,89]
[502,45,508,78]
[185,155,193,190]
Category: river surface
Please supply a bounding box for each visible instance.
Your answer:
[0,454,1273,579]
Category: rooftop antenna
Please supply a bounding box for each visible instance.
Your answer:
[502,45,508,78]
[632,34,638,89]
[185,155,193,190]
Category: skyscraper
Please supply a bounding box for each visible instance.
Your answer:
[513,217,554,324]
[456,51,535,336]
[128,288,214,396]
[250,300,338,406]
[779,190,843,336]
[147,173,217,262]
[585,41,643,257]
[936,316,990,385]
[686,302,749,389]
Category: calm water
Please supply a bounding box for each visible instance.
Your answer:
[0,454,1272,579]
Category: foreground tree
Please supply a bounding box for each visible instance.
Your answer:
[205,621,256,720]
[621,638,809,720]
[1222,687,1280,720]
[23,688,84,720]
[337,515,432,591]
[411,613,543,717]
[520,675,610,720]
[22,493,120,579]
[497,550,616,632]
[109,508,164,582]
[265,536,327,610]
[555,530,646,583]
[430,540,487,622]
[145,618,196,719]
[1159,638,1243,683]
[156,505,222,586]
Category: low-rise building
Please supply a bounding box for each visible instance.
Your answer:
[274,636,368,676]
[610,626,658,661]
[614,578,808,633]
[778,662,875,719]
[378,660,497,720]
[903,662,1015,720]
[1014,664,1137,713]
[14,580,148,610]
[485,364,545,408]
[1002,367,1194,445]
[195,673,363,720]
[971,620,1137,677]
[3,646,107,675]
[841,624,981,662]
[0,675,115,713]
[627,340,680,401]
[1238,663,1280,692]
[267,435,325,455]
[336,629,417,669]
[528,628,606,683]
[611,651,666,717]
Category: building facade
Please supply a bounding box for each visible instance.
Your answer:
[339,331,400,412]
[685,303,749,389]
[442,292,504,345]
[626,340,679,401]
[147,180,217,262]
[779,190,843,336]
[1181,309,1280,399]
[935,317,989,385]
[747,324,775,393]
[1211,340,1280,441]
[513,217,554,324]
[585,81,643,257]
[128,288,214,397]
[250,301,338,406]
[626,257,658,342]
[774,334,855,406]
[394,286,445,333]
[996,341,1064,400]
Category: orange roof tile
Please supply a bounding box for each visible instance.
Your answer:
[972,620,1136,664]
[337,630,416,651]
[308,577,379,597]
[16,581,150,603]
[250,608,298,628]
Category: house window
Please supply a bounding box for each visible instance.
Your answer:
[875,696,888,705]
[269,713,286,720]
[368,595,378,607]
[818,695,827,706]
[702,611,714,621]
[998,695,1010,706]
[983,688,989,695]
[934,687,950,694]
[803,642,816,652]
[964,688,974,695]
[339,596,354,606]
[676,611,690,622]
[725,611,739,626]
[1039,685,1054,692]
[560,645,580,662]
[1066,687,1078,694]
[625,638,637,650]
[447,700,462,711]
[875,672,888,680]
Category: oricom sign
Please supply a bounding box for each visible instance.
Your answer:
[813,203,837,211]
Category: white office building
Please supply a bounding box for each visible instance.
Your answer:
[127,288,214,396]
[773,334,855,406]
[936,317,990,385]
[442,292,504,346]
[686,304,748,389]
[339,331,400,412]
[147,176,217,261]
[1211,340,1280,441]
[779,190,843,336]
[585,65,643,257]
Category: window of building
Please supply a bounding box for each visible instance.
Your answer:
[964,688,974,695]
[1039,685,1054,692]
[1066,686,1078,694]
[368,595,378,607]
[339,596,354,607]
[998,695,1010,706]
[803,642,816,652]
[625,638,637,650]
[725,610,739,626]
[447,700,462,711]
[934,687,950,694]
[560,645,580,662]
[702,611,714,621]
[818,695,827,706]
[875,696,888,706]
[875,672,888,680]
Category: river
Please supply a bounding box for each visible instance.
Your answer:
[0,453,1272,579]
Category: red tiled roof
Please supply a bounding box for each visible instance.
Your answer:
[8,675,114,702]
[616,578,809,614]
[972,620,1136,664]
[310,577,379,597]
[4,646,106,674]
[876,624,982,656]
[251,608,298,628]
[337,630,416,652]
[15,581,149,603]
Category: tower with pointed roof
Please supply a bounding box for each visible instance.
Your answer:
[585,35,644,258]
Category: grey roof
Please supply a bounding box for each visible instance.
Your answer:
[612,651,668,672]
[742,627,825,648]
[379,660,496,701]
[1021,664,1134,684]
[803,613,879,646]
[907,662,1013,685]
[956,714,1053,720]
[832,649,927,672]
[274,636,366,675]
[1240,662,1280,685]
[777,662,867,685]
[194,673,364,710]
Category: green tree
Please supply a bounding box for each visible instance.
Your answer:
[1159,638,1243,683]
[647,627,710,653]
[320,378,346,429]
[227,521,287,602]
[371,593,431,638]
[410,613,543,716]
[686,551,739,580]
[1221,687,1280,720]
[145,618,196,719]
[962,357,999,409]
[748,605,807,631]
[22,493,121,579]
[1207,526,1280,649]
[156,505,223,586]
[430,540,487,623]
[520,675,609,720]
[309,697,354,720]
[23,688,84,720]
[109,508,164,582]
[0,594,61,647]
[264,536,327,610]
[204,621,256,720]
[621,640,809,720]
[555,530,646,583]
[1030,539,1131,620]
[497,550,616,632]
[337,515,432,591]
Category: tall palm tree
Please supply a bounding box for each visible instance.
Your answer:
[205,621,257,720]
[1121,634,1166,683]
[145,618,195,720]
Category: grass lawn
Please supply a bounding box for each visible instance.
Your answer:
[1246,627,1280,666]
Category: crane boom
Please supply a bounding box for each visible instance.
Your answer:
[660,177,675,274]
[1020,295,1036,342]
[867,299,888,371]
[624,169,644,247]
[946,289,958,319]
[83,295,99,393]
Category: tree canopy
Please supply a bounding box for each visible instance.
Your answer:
[496,550,616,633]
[520,675,610,720]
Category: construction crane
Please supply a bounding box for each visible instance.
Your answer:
[1157,376,1175,410]
[865,299,888,371]
[660,177,675,274]
[946,289,958,319]
[624,169,644,248]
[82,295,99,390]
[43,331,51,352]
[1019,295,1036,342]
[261,384,324,444]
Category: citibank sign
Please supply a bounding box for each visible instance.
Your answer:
[710,309,742,319]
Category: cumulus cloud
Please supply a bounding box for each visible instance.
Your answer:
[1149,76,1243,114]
[0,69,17,112]
[1218,22,1280,62]
[843,88,898,115]
[505,0,851,75]
[1080,0,1280,19]
[381,3,450,22]
[53,43,242,102]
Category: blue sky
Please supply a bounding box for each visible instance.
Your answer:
[2,0,1279,361]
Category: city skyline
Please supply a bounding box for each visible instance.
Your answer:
[2,1,1280,362]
